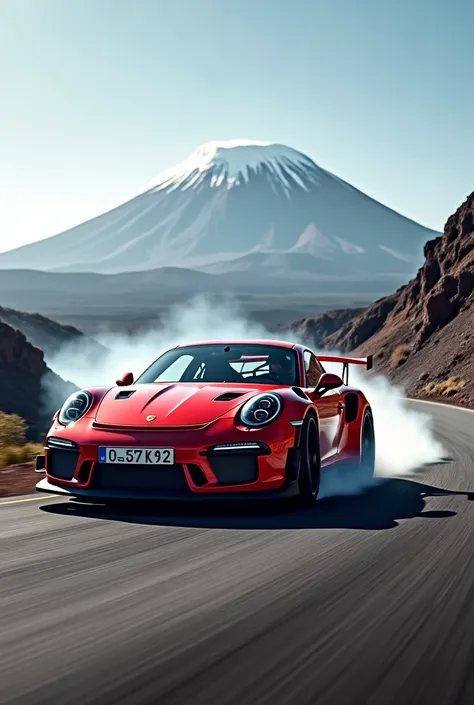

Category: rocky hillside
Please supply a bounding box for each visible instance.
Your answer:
[289,191,474,407]
[0,306,105,363]
[278,307,364,349]
[0,320,76,440]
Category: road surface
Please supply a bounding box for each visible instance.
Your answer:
[1,400,473,705]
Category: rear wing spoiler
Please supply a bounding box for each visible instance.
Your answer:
[317,355,373,386]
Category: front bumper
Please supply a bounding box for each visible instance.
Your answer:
[37,418,302,500]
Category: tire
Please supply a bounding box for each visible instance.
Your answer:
[295,413,321,508]
[360,409,376,482]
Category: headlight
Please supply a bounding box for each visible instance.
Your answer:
[58,391,93,425]
[239,392,282,427]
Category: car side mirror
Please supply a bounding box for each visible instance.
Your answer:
[116,371,134,386]
[314,372,343,394]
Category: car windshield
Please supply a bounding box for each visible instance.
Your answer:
[136,344,299,386]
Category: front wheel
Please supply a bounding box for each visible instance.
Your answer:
[295,414,321,508]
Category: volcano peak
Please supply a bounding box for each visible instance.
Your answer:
[147,139,321,193]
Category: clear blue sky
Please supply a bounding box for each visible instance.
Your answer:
[1,0,473,251]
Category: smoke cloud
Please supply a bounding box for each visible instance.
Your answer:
[44,295,446,497]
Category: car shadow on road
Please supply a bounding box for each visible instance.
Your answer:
[40,477,474,531]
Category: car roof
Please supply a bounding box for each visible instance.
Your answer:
[175,339,297,350]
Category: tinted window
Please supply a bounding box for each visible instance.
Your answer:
[151,354,194,382]
[137,344,299,386]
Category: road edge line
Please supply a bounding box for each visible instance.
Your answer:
[408,398,474,414]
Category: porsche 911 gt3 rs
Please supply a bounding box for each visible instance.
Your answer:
[36,339,375,506]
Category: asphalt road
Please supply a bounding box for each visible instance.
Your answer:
[1,400,474,705]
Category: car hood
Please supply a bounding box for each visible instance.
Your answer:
[94,383,266,428]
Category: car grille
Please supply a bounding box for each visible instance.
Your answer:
[90,463,190,493]
[48,449,79,480]
[208,455,259,485]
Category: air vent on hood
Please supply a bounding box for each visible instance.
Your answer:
[115,390,136,400]
[214,392,245,402]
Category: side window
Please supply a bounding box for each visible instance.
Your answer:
[304,350,323,387]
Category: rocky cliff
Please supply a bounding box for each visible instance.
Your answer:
[287,191,474,406]
[0,320,76,440]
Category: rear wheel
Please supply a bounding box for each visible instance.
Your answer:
[295,414,321,508]
[360,409,376,481]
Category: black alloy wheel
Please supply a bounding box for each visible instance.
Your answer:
[360,409,376,481]
[296,414,321,508]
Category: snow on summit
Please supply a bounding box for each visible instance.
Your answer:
[147,139,322,193]
[0,137,440,280]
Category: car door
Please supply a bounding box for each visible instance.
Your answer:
[303,350,343,461]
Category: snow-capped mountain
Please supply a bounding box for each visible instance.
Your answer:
[147,140,321,194]
[0,140,439,281]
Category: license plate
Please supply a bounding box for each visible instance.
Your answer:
[98,447,175,465]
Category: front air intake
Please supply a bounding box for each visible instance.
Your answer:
[48,449,79,480]
[208,455,259,485]
[187,464,208,487]
[90,463,190,493]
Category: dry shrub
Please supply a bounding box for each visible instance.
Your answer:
[0,412,42,468]
[390,345,411,368]
[0,412,27,446]
[424,376,466,397]
[0,442,42,468]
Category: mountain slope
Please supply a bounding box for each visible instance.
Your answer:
[0,321,76,439]
[0,262,396,336]
[291,191,474,406]
[0,306,105,362]
[0,140,438,284]
[278,307,364,349]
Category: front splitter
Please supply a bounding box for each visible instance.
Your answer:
[35,477,299,503]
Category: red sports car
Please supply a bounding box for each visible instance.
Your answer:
[35,339,375,506]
